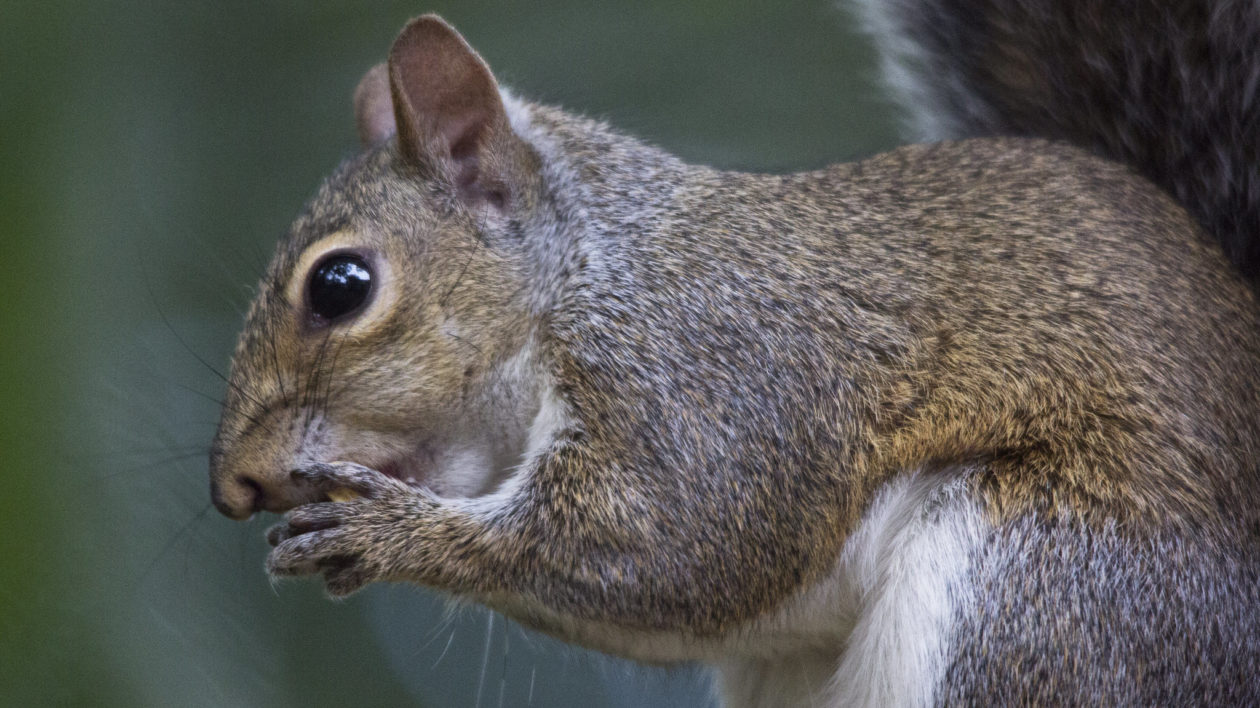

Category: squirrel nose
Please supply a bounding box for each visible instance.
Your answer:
[210,474,265,520]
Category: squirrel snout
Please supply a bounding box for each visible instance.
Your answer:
[209,444,331,519]
[210,473,264,520]
[209,445,283,520]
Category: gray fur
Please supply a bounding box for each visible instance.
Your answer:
[210,11,1260,705]
[856,0,1260,281]
[942,515,1260,705]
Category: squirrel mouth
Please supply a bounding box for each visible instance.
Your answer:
[373,440,437,488]
[332,438,506,499]
[378,457,427,487]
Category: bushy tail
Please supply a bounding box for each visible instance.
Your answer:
[858,0,1260,281]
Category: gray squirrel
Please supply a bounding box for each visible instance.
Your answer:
[209,1,1260,705]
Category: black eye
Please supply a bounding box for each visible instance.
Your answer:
[307,253,373,323]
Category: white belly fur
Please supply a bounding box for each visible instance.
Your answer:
[716,469,988,708]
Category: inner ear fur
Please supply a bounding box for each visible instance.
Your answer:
[386,14,524,209]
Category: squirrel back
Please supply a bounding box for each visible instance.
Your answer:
[859,0,1260,282]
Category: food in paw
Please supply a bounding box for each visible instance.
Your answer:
[327,487,360,502]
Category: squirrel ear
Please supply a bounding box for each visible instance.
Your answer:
[387,15,518,208]
[354,63,396,146]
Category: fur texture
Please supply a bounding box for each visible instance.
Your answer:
[209,10,1260,706]
[854,0,1260,282]
[717,469,988,708]
[943,514,1260,704]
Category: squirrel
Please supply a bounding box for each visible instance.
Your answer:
[208,1,1259,706]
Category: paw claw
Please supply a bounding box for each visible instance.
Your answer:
[324,565,371,597]
[260,469,436,595]
[266,522,288,547]
[267,535,322,576]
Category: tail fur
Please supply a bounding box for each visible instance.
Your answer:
[857,0,1260,281]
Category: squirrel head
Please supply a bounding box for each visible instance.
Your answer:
[209,16,545,519]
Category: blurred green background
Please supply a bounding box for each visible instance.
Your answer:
[0,1,897,706]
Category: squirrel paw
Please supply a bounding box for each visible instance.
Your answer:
[265,461,435,597]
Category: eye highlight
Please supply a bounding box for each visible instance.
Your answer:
[306,253,373,324]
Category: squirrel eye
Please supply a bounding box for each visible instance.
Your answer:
[306,253,373,324]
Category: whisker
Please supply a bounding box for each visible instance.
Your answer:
[302,329,333,433]
[320,333,348,412]
[94,450,210,482]
[173,382,225,409]
[138,262,272,414]
[498,626,509,708]
[216,398,275,438]
[474,611,495,708]
[266,307,291,409]
[440,244,479,309]
[431,629,457,669]
[135,502,215,591]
